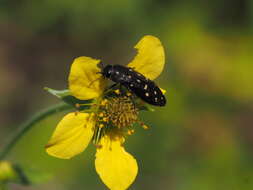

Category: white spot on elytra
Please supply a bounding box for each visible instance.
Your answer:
[128,75,132,79]
[130,84,134,87]
[137,79,141,83]
[154,91,157,95]
[155,97,158,102]
[116,71,119,75]
[145,92,149,97]
[144,84,148,90]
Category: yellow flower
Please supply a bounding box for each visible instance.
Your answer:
[45,35,165,190]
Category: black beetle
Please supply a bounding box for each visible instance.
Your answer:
[99,63,166,106]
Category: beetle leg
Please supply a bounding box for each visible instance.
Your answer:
[103,83,119,94]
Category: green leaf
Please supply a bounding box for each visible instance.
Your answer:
[44,88,70,98]
[44,87,93,110]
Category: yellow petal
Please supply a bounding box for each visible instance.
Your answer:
[46,112,95,159]
[95,136,138,190]
[68,56,106,100]
[128,35,165,80]
[160,88,166,94]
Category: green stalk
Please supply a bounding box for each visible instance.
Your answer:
[0,103,72,160]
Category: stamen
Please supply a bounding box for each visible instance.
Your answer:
[100,99,108,106]
[98,112,104,117]
[142,125,149,130]
[138,121,150,130]
[114,89,121,95]
[126,92,132,97]
[95,144,102,149]
[127,129,135,135]
[98,96,138,129]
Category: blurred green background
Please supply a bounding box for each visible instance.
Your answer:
[1,0,253,189]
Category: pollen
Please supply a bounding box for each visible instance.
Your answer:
[98,112,104,117]
[142,125,149,130]
[99,96,138,129]
[100,99,108,106]
[75,103,81,108]
[127,129,135,135]
[114,89,121,95]
[102,117,109,122]
[126,92,132,97]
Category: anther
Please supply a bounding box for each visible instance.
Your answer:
[99,112,104,117]
[95,144,103,149]
[127,130,132,135]
[101,99,108,106]
[142,125,149,130]
[102,117,109,122]
[127,92,132,97]
[99,124,104,128]
[138,121,149,130]
[100,96,138,129]
[114,89,120,95]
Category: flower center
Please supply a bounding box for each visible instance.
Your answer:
[99,96,138,128]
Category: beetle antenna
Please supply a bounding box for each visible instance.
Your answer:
[97,61,105,69]
[87,61,106,87]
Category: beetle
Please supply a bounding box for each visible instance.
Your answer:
[98,63,166,106]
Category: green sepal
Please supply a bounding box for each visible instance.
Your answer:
[44,87,93,111]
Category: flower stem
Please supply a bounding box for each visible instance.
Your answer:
[0,103,72,160]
